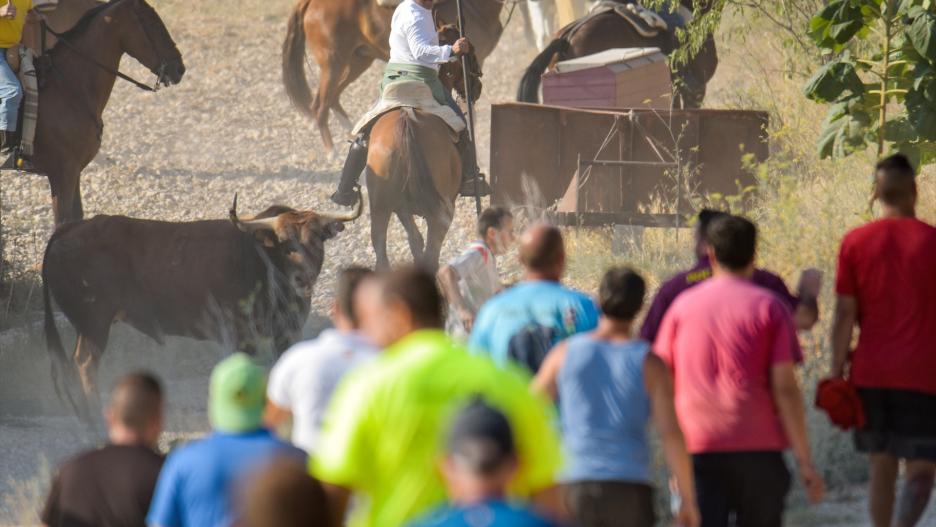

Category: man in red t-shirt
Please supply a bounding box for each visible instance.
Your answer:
[830,153,936,527]
[655,215,824,526]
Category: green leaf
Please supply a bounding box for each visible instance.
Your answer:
[817,99,872,158]
[906,9,936,59]
[906,82,936,138]
[881,116,918,142]
[810,0,867,48]
[804,59,865,102]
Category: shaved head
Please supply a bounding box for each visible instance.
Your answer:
[875,154,917,209]
[109,372,163,434]
[520,223,565,280]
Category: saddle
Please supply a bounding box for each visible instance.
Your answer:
[561,1,688,41]
[352,80,464,139]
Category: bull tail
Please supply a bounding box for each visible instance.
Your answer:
[282,0,314,118]
[397,109,445,220]
[42,233,83,418]
[517,37,570,103]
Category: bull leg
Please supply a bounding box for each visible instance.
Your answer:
[73,334,105,425]
[370,204,393,271]
[396,212,425,261]
[423,211,453,273]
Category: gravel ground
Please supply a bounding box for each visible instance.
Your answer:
[0,0,537,523]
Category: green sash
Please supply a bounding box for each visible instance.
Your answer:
[381,62,447,106]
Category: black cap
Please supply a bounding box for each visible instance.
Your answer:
[447,397,516,476]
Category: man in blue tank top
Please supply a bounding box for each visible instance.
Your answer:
[533,267,699,527]
[469,223,599,374]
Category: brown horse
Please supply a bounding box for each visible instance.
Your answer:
[31,0,184,225]
[517,0,717,109]
[282,0,502,151]
[366,28,481,271]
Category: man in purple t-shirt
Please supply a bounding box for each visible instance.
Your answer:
[640,209,822,342]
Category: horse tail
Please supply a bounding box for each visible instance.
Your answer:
[282,0,314,118]
[42,229,82,417]
[517,37,570,103]
[396,109,445,220]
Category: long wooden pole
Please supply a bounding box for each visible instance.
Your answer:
[455,0,482,216]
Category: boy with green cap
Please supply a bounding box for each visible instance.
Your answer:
[147,353,305,527]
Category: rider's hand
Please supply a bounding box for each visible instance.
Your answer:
[0,1,17,19]
[452,37,472,56]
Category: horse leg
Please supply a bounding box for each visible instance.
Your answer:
[423,212,453,274]
[310,49,347,151]
[370,200,393,271]
[396,211,425,261]
[48,168,78,225]
[71,176,84,220]
[333,52,375,133]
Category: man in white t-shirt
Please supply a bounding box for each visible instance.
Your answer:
[264,267,378,454]
[437,207,515,336]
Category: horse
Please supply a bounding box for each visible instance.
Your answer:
[282,0,502,151]
[31,0,184,225]
[517,0,717,109]
[365,26,481,271]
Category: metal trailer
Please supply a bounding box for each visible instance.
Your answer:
[489,103,769,227]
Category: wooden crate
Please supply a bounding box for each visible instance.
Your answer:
[542,48,672,110]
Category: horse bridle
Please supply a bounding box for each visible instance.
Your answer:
[40,0,174,93]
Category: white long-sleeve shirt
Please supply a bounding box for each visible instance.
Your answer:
[389,0,453,71]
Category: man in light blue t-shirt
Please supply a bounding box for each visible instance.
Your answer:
[469,223,599,374]
[147,354,305,527]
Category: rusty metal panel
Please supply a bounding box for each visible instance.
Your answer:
[490,103,769,219]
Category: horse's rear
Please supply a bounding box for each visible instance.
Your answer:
[366,108,459,271]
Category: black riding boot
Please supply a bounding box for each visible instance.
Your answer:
[456,132,491,197]
[330,135,368,206]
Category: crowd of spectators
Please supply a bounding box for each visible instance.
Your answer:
[40,153,936,527]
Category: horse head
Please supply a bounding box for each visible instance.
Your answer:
[109,0,185,87]
[437,23,482,103]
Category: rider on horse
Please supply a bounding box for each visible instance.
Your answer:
[330,0,491,207]
[0,0,29,154]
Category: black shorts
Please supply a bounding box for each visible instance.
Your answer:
[563,481,655,527]
[855,388,936,461]
[693,451,791,527]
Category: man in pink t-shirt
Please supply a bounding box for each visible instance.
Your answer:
[830,153,936,527]
[655,215,824,526]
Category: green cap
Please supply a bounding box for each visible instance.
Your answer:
[209,353,267,433]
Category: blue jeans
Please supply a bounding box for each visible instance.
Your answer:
[0,50,22,132]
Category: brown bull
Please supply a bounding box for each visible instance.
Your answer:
[42,195,362,421]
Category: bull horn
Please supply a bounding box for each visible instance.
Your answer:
[229,193,279,232]
[320,187,364,223]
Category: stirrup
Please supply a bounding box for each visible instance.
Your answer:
[459,175,491,197]
[0,148,35,172]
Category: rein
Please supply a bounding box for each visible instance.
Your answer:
[40,18,158,92]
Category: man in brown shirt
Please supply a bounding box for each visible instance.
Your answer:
[42,372,165,527]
